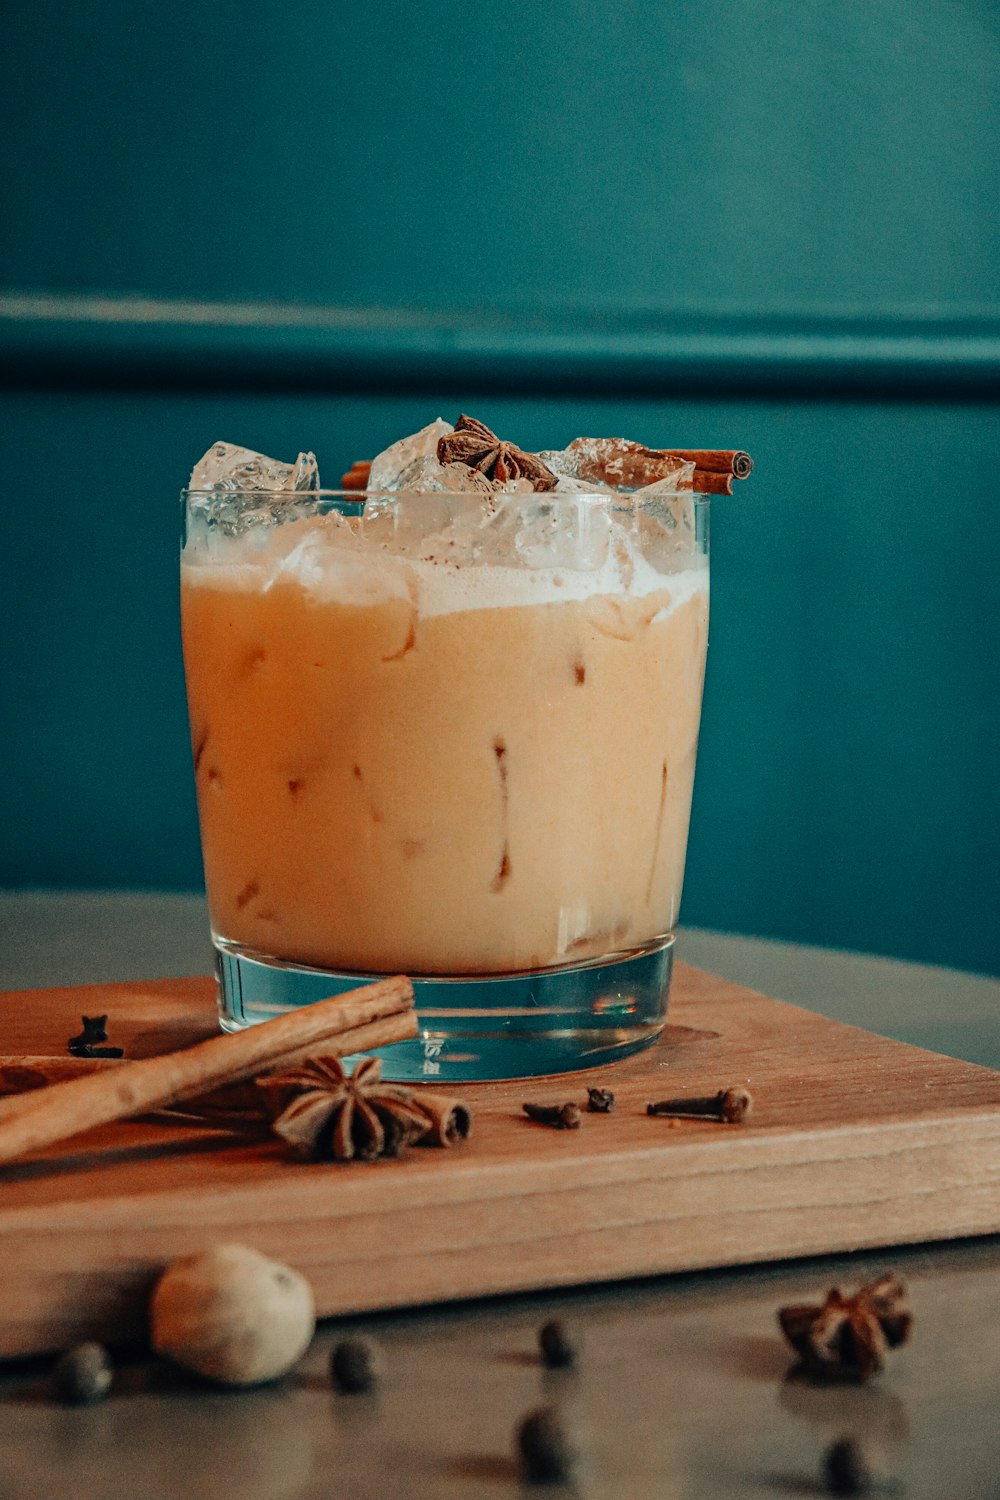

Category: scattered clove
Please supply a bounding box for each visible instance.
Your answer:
[330,1335,383,1394]
[778,1273,912,1383]
[646,1087,752,1124]
[585,1087,615,1113]
[539,1318,580,1369]
[823,1436,871,1495]
[522,1102,581,1130]
[70,1015,108,1047]
[516,1404,579,1483]
[53,1342,114,1405]
[68,1015,124,1060]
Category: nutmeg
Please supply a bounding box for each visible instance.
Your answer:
[150,1244,315,1386]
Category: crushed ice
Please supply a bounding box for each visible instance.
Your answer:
[190,441,319,493]
[186,424,702,580]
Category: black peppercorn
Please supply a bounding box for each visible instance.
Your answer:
[824,1436,870,1496]
[53,1342,114,1405]
[516,1404,578,1484]
[538,1319,580,1369]
[330,1335,382,1393]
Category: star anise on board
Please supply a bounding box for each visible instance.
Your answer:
[258,1056,432,1162]
[778,1273,912,1382]
[437,415,558,491]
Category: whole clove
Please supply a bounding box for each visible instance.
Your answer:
[53,1341,114,1405]
[539,1318,580,1369]
[522,1102,581,1130]
[823,1436,870,1496]
[646,1087,752,1124]
[68,1015,124,1060]
[71,1015,108,1046]
[585,1087,615,1113]
[516,1404,579,1483]
[330,1335,383,1394]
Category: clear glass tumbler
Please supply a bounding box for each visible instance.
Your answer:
[180,483,709,1080]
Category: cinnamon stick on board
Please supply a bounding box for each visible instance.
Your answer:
[0,1057,118,1091]
[0,1055,471,1142]
[412,1091,473,1146]
[0,1057,269,1124]
[0,977,415,1166]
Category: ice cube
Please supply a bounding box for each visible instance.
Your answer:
[632,469,698,541]
[514,496,611,571]
[273,527,413,607]
[415,499,504,567]
[550,472,615,495]
[627,477,697,570]
[536,448,584,480]
[441,462,496,495]
[543,438,693,492]
[366,419,454,492]
[495,477,537,496]
[190,441,319,492]
[536,449,615,494]
[392,454,446,492]
[633,473,697,502]
[383,453,494,496]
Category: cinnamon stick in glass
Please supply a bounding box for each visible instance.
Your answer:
[341,461,371,490]
[342,449,751,495]
[666,450,753,478]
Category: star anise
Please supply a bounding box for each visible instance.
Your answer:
[258,1056,432,1162]
[778,1273,912,1382]
[437,415,558,491]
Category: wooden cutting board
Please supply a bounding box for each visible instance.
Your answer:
[1,962,999,1359]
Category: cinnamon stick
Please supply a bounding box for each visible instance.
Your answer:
[342,447,749,495]
[0,1048,470,1148]
[0,1057,114,1092]
[0,1056,268,1122]
[341,461,371,491]
[667,450,753,479]
[691,469,734,495]
[0,978,415,1166]
[411,1091,473,1147]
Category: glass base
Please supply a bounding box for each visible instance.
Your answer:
[214,936,675,1081]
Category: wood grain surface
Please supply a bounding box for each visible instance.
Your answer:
[0,962,999,1359]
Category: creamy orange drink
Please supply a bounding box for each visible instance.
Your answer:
[182,421,746,1079]
[182,527,706,973]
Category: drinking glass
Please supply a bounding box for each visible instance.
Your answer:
[180,483,709,1080]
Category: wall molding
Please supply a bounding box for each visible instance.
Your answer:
[2,293,999,399]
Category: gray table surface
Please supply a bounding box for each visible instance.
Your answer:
[1,891,999,1499]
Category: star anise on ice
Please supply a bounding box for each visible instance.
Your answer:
[778,1273,912,1382]
[258,1056,432,1162]
[437,415,558,491]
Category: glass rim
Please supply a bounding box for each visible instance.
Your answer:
[180,487,712,502]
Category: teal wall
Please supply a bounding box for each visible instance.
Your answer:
[2,1,998,976]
